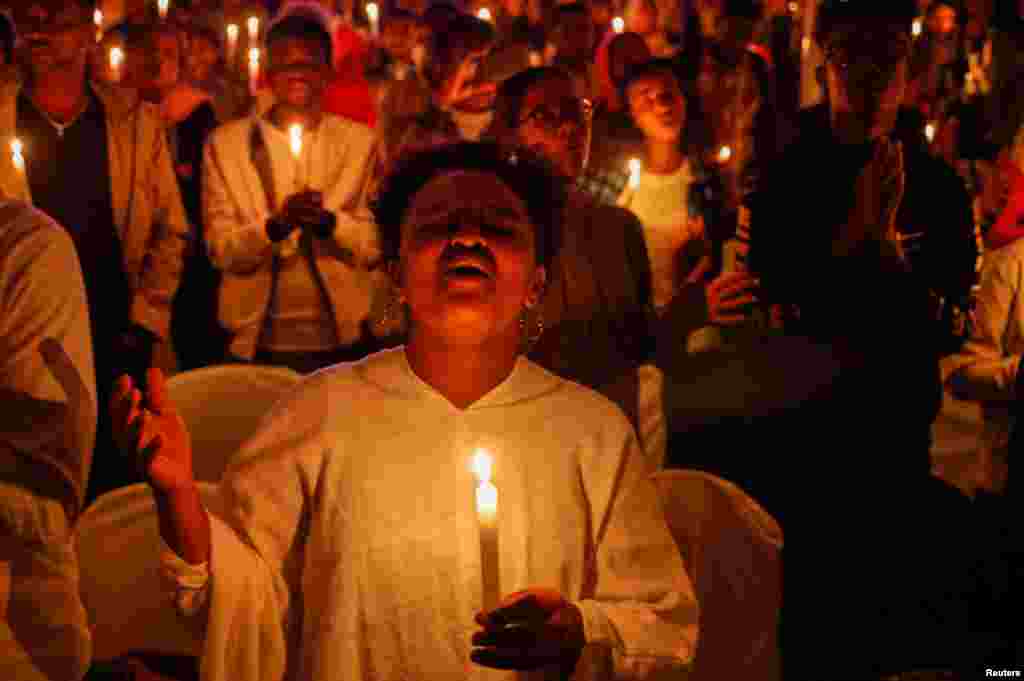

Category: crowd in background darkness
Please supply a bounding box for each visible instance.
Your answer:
[0,0,1023,679]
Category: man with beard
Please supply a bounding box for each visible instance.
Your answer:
[1,0,190,503]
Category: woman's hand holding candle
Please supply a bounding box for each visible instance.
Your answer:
[471,588,585,673]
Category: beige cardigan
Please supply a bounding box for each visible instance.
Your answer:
[202,113,387,359]
[0,77,190,346]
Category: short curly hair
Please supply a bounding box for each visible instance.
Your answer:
[373,142,566,269]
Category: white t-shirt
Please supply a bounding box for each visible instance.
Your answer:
[620,161,702,310]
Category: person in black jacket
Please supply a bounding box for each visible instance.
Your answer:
[666,1,977,677]
[123,21,227,370]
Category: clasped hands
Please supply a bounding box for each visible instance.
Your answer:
[473,588,585,674]
[268,190,337,243]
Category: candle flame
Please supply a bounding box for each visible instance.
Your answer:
[227,23,240,42]
[289,124,304,160]
[366,2,380,22]
[94,9,103,27]
[801,36,811,54]
[912,18,922,38]
[612,16,625,33]
[718,145,733,163]
[477,7,493,22]
[248,16,260,39]
[787,1,798,13]
[248,46,261,67]
[158,0,169,18]
[109,46,124,68]
[925,122,936,143]
[471,449,493,484]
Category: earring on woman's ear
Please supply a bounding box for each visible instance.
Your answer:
[519,306,545,352]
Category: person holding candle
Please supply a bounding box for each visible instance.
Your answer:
[2,0,190,502]
[202,9,391,373]
[112,141,697,681]
[618,58,759,357]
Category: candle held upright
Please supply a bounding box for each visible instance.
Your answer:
[471,449,500,612]
[157,0,170,20]
[366,3,380,38]
[10,139,25,174]
[109,46,125,83]
[248,16,260,43]
[248,47,261,96]
[612,16,625,33]
[226,23,240,62]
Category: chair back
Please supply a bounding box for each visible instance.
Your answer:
[166,365,301,483]
[651,469,783,681]
[74,482,223,661]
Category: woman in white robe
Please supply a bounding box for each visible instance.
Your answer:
[112,142,698,681]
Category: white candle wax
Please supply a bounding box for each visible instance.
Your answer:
[248,16,260,42]
[366,3,380,37]
[109,46,124,83]
[289,123,304,189]
[925,122,936,144]
[612,16,624,33]
[226,24,240,63]
[912,18,923,38]
[627,158,642,190]
[471,449,500,612]
[248,47,261,96]
[94,9,104,42]
[158,0,170,20]
[11,139,25,174]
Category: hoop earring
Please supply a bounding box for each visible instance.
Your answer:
[520,307,545,352]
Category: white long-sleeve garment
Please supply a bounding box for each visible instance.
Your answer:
[163,348,697,681]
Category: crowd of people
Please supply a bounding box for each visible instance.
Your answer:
[0,0,1023,679]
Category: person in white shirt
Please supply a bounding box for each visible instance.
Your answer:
[619,59,757,321]
[112,142,698,681]
[0,201,96,681]
[203,9,389,373]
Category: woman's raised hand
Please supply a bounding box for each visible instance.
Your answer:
[111,368,194,494]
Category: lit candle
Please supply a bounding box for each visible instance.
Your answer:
[801,36,811,55]
[612,16,625,33]
[477,7,493,23]
[247,16,260,43]
[925,122,936,144]
[471,449,500,612]
[94,8,104,42]
[627,158,642,190]
[787,1,798,13]
[248,47,261,96]
[366,2,380,37]
[157,0,170,20]
[11,139,25,174]
[718,145,733,164]
[226,23,240,61]
[912,17,923,38]
[528,50,543,67]
[109,46,125,83]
